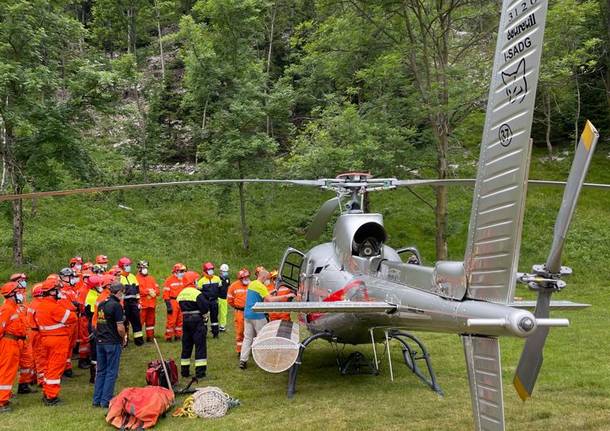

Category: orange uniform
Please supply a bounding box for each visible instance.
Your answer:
[60,284,79,373]
[163,275,184,341]
[227,280,248,353]
[0,300,27,406]
[32,296,76,400]
[267,284,292,322]
[76,284,91,361]
[137,273,159,341]
[16,300,35,386]
[27,297,45,385]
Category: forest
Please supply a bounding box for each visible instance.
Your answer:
[0,0,609,265]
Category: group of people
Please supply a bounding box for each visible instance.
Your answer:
[0,255,296,413]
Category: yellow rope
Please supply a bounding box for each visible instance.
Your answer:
[172,396,198,418]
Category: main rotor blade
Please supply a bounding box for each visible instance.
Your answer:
[545,121,599,273]
[305,196,340,241]
[513,289,552,401]
[0,178,325,202]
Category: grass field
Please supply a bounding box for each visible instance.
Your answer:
[0,149,609,430]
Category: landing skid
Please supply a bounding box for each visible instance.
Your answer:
[286,329,442,398]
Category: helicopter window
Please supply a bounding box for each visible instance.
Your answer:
[279,249,304,292]
[314,266,323,274]
[352,222,386,257]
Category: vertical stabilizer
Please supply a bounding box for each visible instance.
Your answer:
[463,335,505,431]
[464,0,550,304]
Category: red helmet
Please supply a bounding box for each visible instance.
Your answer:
[109,265,122,275]
[9,273,26,282]
[85,275,103,289]
[32,283,44,297]
[70,256,83,265]
[238,269,250,280]
[1,282,19,297]
[172,263,187,273]
[41,277,61,292]
[82,262,93,271]
[118,257,132,269]
[202,262,214,272]
[46,274,60,281]
[96,255,109,264]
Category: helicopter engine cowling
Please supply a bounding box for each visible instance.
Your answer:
[333,213,387,271]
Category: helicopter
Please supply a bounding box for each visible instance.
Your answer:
[0,0,608,430]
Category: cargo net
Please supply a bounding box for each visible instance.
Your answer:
[252,320,300,373]
[173,387,240,419]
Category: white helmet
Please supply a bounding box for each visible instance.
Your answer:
[220,263,229,272]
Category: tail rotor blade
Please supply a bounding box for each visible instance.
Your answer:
[545,121,599,273]
[305,197,341,241]
[513,289,552,400]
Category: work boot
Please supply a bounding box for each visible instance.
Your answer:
[219,326,226,332]
[239,361,247,370]
[17,383,34,394]
[181,365,190,378]
[78,358,91,369]
[0,404,11,413]
[63,368,73,378]
[42,396,61,406]
[134,337,144,346]
[89,365,96,384]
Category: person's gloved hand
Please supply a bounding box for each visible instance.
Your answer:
[148,288,157,298]
[165,300,173,314]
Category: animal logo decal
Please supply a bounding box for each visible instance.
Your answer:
[501,58,527,104]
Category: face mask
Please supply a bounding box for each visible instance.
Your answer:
[141,268,148,275]
[176,272,184,280]
[70,277,78,286]
[221,271,228,277]
[124,265,131,273]
[207,269,214,276]
[74,264,82,271]
[243,279,250,285]
[96,286,103,293]
[15,293,24,303]
[18,280,27,288]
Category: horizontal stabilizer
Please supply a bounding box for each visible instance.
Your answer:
[509,300,590,310]
[252,301,396,314]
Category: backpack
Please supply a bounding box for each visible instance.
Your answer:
[106,386,174,430]
[145,359,178,389]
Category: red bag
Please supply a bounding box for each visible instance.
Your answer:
[145,359,178,389]
[106,386,174,430]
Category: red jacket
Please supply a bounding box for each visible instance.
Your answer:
[227,280,248,310]
[163,275,184,301]
[34,297,77,337]
[0,300,27,338]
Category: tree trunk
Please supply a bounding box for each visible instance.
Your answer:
[237,162,249,250]
[265,2,278,136]
[154,0,165,81]
[12,194,23,265]
[433,114,449,261]
[544,92,553,157]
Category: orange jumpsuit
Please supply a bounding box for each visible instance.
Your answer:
[76,282,90,360]
[163,275,184,341]
[59,284,79,373]
[0,300,26,406]
[267,284,292,322]
[34,296,76,399]
[137,273,159,341]
[227,280,247,353]
[17,300,35,385]
[27,298,45,385]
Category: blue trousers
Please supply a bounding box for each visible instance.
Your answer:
[93,343,122,407]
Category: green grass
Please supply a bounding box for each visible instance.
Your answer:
[0,149,609,430]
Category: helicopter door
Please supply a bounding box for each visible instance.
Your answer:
[278,247,305,292]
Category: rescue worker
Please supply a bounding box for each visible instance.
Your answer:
[93,283,126,408]
[239,270,295,369]
[118,257,144,346]
[196,262,221,338]
[0,281,27,412]
[58,267,80,377]
[76,270,93,368]
[163,264,186,341]
[27,283,45,387]
[177,283,210,379]
[267,270,292,322]
[218,264,230,332]
[227,269,250,356]
[9,273,37,393]
[84,275,109,384]
[35,277,77,405]
[254,265,266,278]
[92,264,105,275]
[70,256,83,274]
[136,261,159,342]
[96,255,109,272]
